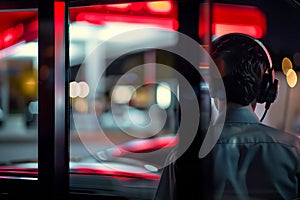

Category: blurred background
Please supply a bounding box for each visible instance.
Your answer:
[0,0,300,199]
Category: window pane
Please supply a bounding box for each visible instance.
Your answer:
[0,10,38,179]
[69,1,183,199]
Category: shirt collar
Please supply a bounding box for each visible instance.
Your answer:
[225,107,260,124]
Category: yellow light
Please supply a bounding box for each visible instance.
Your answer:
[20,67,38,99]
[199,65,209,69]
[132,86,154,108]
[282,57,293,75]
[146,1,172,14]
[23,77,37,97]
[286,69,297,88]
[106,3,130,10]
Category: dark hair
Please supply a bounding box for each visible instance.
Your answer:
[211,33,269,106]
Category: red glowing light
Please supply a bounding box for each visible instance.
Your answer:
[0,11,37,51]
[24,19,38,42]
[111,135,178,157]
[72,1,178,30]
[55,1,65,30]
[105,3,130,11]
[54,1,65,65]
[213,24,264,38]
[0,23,25,50]
[199,3,267,39]
[130,2,145,12]
[76,13,178,30]
[3,32,13,44]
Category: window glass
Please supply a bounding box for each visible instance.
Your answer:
[0,0,299,199]
[0,9,38,179]
[69,1,185,198]
[68,0,300,198]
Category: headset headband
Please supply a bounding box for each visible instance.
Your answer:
[212,33,272,71]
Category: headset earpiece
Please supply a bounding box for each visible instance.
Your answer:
[257,67,278,105]
[252,37,279,107]
[266,78,278,104]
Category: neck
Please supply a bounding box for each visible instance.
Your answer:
[227,102,254,111]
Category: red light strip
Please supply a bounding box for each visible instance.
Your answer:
[199,3,267,39]
[213,23,264,38]
[72,1,177,30]
[111,135,178,157]
[73,167,160,180]
[76,13,178,30]
[103,1,173,14]
[0,168,38,175]
[105,3,131,11]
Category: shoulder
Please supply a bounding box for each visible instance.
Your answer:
[220,122,300,149]
[260,123,300,148]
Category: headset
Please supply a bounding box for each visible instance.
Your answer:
[211,33,279,122]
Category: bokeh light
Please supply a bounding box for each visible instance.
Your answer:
[70,81,80,98]
[70,81,90,98]
[282,57,293,75]
[112,85,135,104]
[286,68,297,88]
[78,81,90,98]
[156,82,171,109]
[74,98,89,113]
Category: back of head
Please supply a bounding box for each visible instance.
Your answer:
[210,33,271,106]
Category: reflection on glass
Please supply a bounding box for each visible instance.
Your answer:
[69,1,180,199]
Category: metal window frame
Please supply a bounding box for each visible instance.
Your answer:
[38,0,69,198]
[0,0,70,198]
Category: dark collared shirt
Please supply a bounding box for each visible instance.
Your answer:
[211,108,300,200]
[154,107,300,200]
